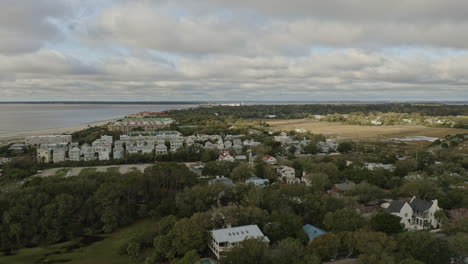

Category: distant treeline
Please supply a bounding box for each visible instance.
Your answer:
[171,104,468,119]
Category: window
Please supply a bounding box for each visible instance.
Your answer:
[405,213,408,217]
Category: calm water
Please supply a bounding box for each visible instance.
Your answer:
[0,104,196,133]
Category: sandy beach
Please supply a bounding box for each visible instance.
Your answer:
[0,120,113,146]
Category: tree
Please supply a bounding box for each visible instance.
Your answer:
[397,231,451,264]
[448,232,468,258]
[323,208,365,232]
[399,180,443,200]
[352,231,397,264]
[222,239,270,264]
[308,233,340,260]
[349,182,384,205]
[271,238,304,264]
[231,163,255,182]
[337,141,353,153]
[399,259,425,264]
[173,250,201,264]
[171,213,211,255]
[370,213,404,234]
[303,173,330,193]
[303,142,318,154]
[264,210,303,242]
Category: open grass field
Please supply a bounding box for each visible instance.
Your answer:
[0,219,156,264]
[267,119,467,140]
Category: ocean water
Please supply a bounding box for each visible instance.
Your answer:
[0,104,196,134]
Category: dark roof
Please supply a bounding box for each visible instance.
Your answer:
[385,200,406,213]
[409,198,433,212]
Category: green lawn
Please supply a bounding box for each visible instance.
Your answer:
[78,168,97,177]
[106,167,120,174]
[0,219,157,264]
[55,168,71,177]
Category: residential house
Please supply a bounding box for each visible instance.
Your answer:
[274,133,293,145]
[365,163,395,171]
[25,135,72,145]
[219,152,235,162]
[0,157,11,165]
[245,177,269,187]
[204,141,214,149]
[209,225,269,259]
[329,181,356,196]
[108,118,174,132]
[224,140,233,149]
[68,146,81,161]
[302,224,327,242]
[52,148,66,163]
[277,166,300,184]
[208,176,234,187]
[37,147,52,163]
[113,141,124,159]
[317,139,339,153]
[263,155,278,165]
[98,148,111,161]
[92,136,112,161]
[170,137,184,152]
[9,143,26,152]
[235,155,247,162]
[81,144,95,161]
[155,141,168,155]
[384,196,441,230]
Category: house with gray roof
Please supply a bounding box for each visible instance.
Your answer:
[383,196,441,230]
[208,176,235,187]
[329,181,356,197]
[209,225,269,259]
[245,177,269,187]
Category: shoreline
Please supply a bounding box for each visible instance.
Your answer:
[0,119,114,146]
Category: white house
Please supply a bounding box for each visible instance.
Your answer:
[113,141,124,160]
[52,148,66,163]
[263,155,278,165]
[384,196,441,230]
[37,147,52,163]
[317,139,339,153]
[365,163,395,171]
[155,141,168,155]
[277,166,300,184]
[98,148,111,161]
[219,152,235,162]
[81,144,95,161]
[209,225,269,259]
[170,137,184,152]
[69,146,81,161]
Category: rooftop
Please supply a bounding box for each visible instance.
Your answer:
[303,224,327,242]
[211,225,269,244]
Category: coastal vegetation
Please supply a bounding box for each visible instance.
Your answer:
[0,103,467,264]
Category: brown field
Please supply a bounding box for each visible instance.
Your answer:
[266,119,467,140]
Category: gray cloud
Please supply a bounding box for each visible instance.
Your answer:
[0,0,467,100]
[0,0,77,54]
[1,48,467,100]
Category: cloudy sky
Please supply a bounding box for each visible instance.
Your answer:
[1,0,467,101]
